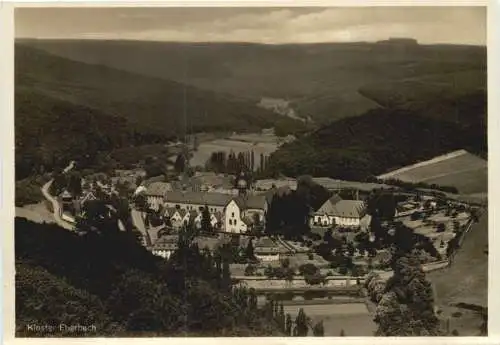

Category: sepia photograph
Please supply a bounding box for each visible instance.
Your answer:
[12,5,487,338]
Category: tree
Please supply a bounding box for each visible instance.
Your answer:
[285,314,293,336]
[244,238,255,261]
[278,302,286,332]
[295,308,309,336]
[201,205,213,233]
[298,263,318,276]
[174,153,186,174]
[312,321,324,336]
[134,192,148,213]
[373,252,439,336]
[244,264,256,276]
[339,329,346,336]
[67,171,83,197]
[76,199,119,235]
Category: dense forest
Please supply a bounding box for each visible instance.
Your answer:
[264,91,487,182]
[14,44,304,204]
[22,39,486,125]
[15,218,288,336]
[15,44,303,139]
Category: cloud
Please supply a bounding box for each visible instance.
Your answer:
[15,7,486,45]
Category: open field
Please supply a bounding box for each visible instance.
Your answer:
[189,135,279,169]
[378,150,487,194]
[424,168,488,195]
[284,303,376,336]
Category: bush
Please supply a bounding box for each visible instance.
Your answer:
[244,265,257,276]
[304,272,326,285]
[308,253,314,260]
[298,263,318,276]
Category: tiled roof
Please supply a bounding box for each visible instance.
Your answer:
[330,200,367,218]
[165,191,233,207]
[315,194,342,214]
[146,182,172,196]
[152,235,178,250]
[233,195,267,210]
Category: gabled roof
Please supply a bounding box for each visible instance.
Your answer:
[164,207,177,217]
[329,200,367,218]
[60,190,72,198]
[165,191,233,207]
[315,194,342,214]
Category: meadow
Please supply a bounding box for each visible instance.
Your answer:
[378,150,487,195]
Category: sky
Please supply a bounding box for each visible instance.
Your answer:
[15,7,486,45]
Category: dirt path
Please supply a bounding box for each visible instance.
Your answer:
[40,161,75,231]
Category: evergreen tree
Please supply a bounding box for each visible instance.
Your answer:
[285,314,293,336]
[201,205,213,233]
[221,244,232,293]
[174,153,186,174]
[249,288,258,311]
[295,308,309,336]
[279,302,285,332]
[67,171,83,197]
[245,238,255,261]
[251,150,255,171]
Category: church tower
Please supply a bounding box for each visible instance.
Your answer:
[235,171,249,197]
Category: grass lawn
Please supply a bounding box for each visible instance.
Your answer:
[284,303,376,336]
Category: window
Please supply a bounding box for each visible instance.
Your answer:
[229,219,232,225]
[232,212,235,217]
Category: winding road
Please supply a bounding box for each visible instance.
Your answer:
[40,161,76,231]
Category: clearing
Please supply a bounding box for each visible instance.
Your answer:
[378,150,487,194]
[189,133,280,170]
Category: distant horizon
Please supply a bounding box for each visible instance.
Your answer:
[15,7,486,46]
[15,37,486,48]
